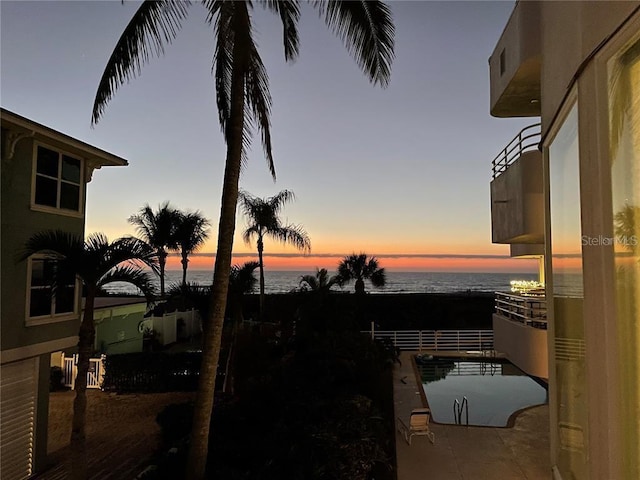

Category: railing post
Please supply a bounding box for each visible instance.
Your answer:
[457,330,460,351]
[371,321,375,340]
[434,331,438,351]
[419,330,422,351]
[394,330,397,348]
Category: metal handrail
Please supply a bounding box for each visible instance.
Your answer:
[453,396,469,425]
[494,292,547,328]
[491,123,541,179]
[364,329,494,351]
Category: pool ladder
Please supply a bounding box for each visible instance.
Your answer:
[453,396,469,425]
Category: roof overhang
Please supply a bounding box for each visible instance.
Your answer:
[1,107,128,168]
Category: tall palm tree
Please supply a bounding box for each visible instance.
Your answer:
[173,210,211,285]
[92,2,394,478]
[299,267,341,293]
[239,190,311,318]
[338,253,386,294]
[128,202,178,297]
[21,231,157,480]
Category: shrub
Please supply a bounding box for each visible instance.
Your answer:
[49,366,65,391]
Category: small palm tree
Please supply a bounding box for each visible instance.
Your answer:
[224,261,259,393]
[299,267,341,293]
[338,253,386,294]
[21,230,157,480]
[239,190,311,318]
[128,202,179,297]
[173,211,211,285]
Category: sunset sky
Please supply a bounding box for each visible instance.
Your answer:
[1,1,539,273]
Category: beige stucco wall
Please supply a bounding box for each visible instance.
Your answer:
[540,1,640,137]
[489,0,541,117]
[490,150,544,244]
[493,313,548,379]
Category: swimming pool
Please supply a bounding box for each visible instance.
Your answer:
[416,356,547,427]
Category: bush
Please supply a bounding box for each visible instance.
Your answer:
[49,366,65,391]
[103,352,224,393]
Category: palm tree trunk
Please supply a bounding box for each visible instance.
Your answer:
[257,235,265,321]
[159,250,167,297]
[186,5,249,478]
[70,289,96,480]
[182,251,189,286]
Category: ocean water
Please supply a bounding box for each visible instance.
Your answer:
[103,270,540,296]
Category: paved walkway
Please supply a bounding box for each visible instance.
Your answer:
[394,352,550,480]
[34,390,195,480]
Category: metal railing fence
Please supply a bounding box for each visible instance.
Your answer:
[491,123,541,179]
[365,329,494,352]
[494,292,547,329]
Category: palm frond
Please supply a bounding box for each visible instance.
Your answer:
[209,0,234,140]
[370,266,386,287]
[261,0,300,61]
[98,264,157,301]
[92,1,191,124]
[267,224,311,252]
[174,211,211,254]
[313,0,394,87]
[111,236,160,274]
[128,202,178,250]
[267,189,295,215]
[245,39,275,178]
[19,230,84,262]
[229,260,260,295]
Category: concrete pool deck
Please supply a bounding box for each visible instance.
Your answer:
[394,351,551,480]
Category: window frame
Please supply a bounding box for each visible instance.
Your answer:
[25,256,80,326]
[30,142,85,217]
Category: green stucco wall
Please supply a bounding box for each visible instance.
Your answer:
[94,304,147,355]
[1,131,84,352]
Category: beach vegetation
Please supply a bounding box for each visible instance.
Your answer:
[92,1,394,477]
[299,267,341,293]
[128,202,179,297]
[239,189,311,319]
[20,230,157,480]
[173,210,211,286]
[338,253,387,294]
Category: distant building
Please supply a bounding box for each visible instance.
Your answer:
[488,2,639,479]
[0,108,127,479]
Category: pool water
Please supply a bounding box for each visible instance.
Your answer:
[417,357,547,427]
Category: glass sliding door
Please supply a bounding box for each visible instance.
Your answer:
[549,104,588,480]
[608,35,640,480]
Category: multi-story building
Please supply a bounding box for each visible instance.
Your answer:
[0,108,127,479]
[488,2,639,479]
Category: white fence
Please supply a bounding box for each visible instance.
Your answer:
[143,308,199,346]
[365,329,494,352]
[62,354,105,389]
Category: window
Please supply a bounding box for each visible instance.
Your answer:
[608,35,640,479]
[33,145,82,212]
[500,49,506,75]
[27,257,78,324]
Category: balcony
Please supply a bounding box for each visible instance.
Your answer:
[493,291,548,378]
[490,124,543,245]
[489,1,541,117]
[494,292,547,329]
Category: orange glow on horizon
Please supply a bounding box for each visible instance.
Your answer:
[166,253,538,273]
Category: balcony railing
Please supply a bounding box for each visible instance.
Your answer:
[491,123,541,179]
[494,292,547,329]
